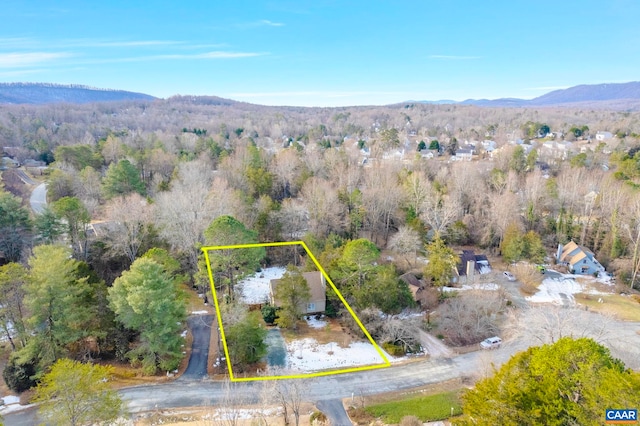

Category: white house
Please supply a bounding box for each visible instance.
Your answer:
[595,131,613,141]
[454,148,473,161]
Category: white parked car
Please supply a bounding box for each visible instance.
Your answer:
[480,336,502,349]
[503,271,516,281]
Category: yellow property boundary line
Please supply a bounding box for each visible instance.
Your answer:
[202,240,390,381]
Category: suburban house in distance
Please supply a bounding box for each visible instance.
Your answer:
[399,272,426,305]
[452,250,491,283]
[556,241,604,275]
[595,131,613,141]
[270,271,326,315]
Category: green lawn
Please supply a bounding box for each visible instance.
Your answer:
[364,391,462,423]
[576,293,640,321]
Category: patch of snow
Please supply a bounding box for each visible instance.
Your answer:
[527,278,582,305]
[0,396,32,415]
[209,407,282,421]
[191,310,209,315]
[528,273,616,305]
[391,310,424,320]
[237,266,286,304]
[282,338,395,373]
[442,283,500,292]
[2,396,19,405]
[596,272,614,285]
[304,316,327,329]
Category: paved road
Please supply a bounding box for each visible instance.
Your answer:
[418,329,454,358]
[317,399,353,426]
[14,169,37,186]
[119,351,485,414]
[29,182,47,214]
[180,315,214,380]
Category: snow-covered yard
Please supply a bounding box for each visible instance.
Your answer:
[527,274,613,305]
[237,266,286,304]
[261,317,397,374]
[237,271,399,375]
[281,338,392,373]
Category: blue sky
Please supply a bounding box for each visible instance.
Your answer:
[1,0,639,106]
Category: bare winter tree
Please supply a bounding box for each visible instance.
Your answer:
[75,166,102,211]
[273,378,310,426]
[438,290,507,346]
[277,199,309,241]
[402,170,430,220]
[387,225,422,268]
[299,177,341,238]
[380,316,422,353]
[218,381,251,426]
[596,176,627,256]
[324,147,362,193]
[259,369,311,426]
[419,183,462,235]
[503,305,614,346]
[485,190,520,248]
[155,157,232,277]
[270,148,306,199]
[622,196,640,288]
[361,164,403,243]
[104,192,153,263]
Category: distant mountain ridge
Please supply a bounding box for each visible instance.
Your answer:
[3,81,640,109]
[419,81,640,109]
[0,83,156,104]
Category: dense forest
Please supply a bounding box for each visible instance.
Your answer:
[2,97,640,391]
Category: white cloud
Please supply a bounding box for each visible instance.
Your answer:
[58,51,267,66]
[116,51,267,62]
[237,19,285,29]
[429,55,482,60]
[67,40,184,48]
[0,52,71,68]
[0,38,39,49]
[187,51,266,59]
[259,19,285,27]
[0,69,46,77]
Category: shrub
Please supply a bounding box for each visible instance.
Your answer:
[400,415,423,426]
[3,353,37,392]
[511,263,542,295]
[261,304,277,324]
[383,342,405,356]
[310,411,328,424]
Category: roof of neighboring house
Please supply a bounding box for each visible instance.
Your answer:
[455,148,473,155]
[399,272,421,288]
[457,250,491,276]
[559,241,579,262]
[559,241,596,266]
[569,250,587,264]
[399,272,425,302]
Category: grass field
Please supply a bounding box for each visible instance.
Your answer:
[576,293,640,321]
[363,391,462,423]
